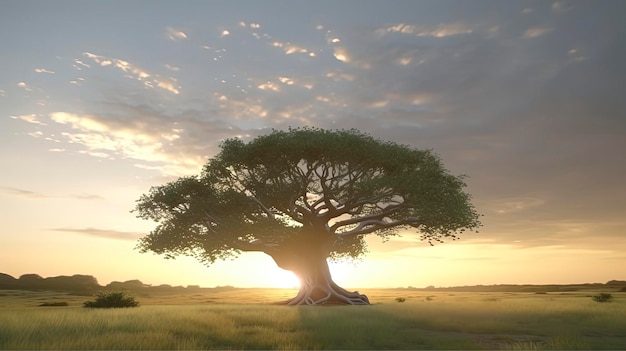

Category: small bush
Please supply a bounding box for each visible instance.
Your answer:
[592,293,613,303]
[83,291,139,308]
[395,297,406,302]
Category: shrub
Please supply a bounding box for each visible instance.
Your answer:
[83,291,139,308]
[591,293,613,303]
[395,297,406,302]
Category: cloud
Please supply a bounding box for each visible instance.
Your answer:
[0,186,103,200]
[34,68,55,74]
[28,131,44,138]
[0,186,51,199]
[166,27,188,41]
[10,114,47,125]
[73,59,90,70]
[17,82,32,91]
[325,71,355,81]
[69,78,85,85]
[164,64,180,71]
[333,47,350,62]
[50,111,172,163]
[51,227,143,241]
[488,196,546,214]
[82,52,180,94]
[271,41,315,56]
[523,27,552,38]
[377,22,473,38]
[278,76,294,85]
[239,22,261,29]
[152,79,180,94]
[257,81,281,92]
[567,48,586,62]
[43,105,241,176]
[551,1,572,12]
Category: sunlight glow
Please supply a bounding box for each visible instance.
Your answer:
[268,268,300,288]
[328,261,357,284]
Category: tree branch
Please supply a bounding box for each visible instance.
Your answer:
[249,196,275,220]
[337,216,422,237]
[233,239,279,252]
[318,166,337,215]
[325,189,395,219]
[329,200,405,233]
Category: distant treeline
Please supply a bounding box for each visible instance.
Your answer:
[1,272,625,294]
[409,280,626,293]
[0,273,236,295]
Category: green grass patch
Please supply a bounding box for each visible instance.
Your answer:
[1,289,625,349]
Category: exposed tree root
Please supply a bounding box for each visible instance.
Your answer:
[286,277,369,305]
[266,239,370,305]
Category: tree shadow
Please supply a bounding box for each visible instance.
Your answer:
[295,304,487,350]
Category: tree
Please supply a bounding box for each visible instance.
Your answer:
[134,128,481,305]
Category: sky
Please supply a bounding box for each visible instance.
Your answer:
[1,0,625,289]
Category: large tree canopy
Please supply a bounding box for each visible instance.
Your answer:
[134,128,481,305]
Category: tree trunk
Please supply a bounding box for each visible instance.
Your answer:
[285,258,370,305]
[266,237,370,305]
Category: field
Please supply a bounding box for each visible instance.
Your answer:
[1,288,625,350]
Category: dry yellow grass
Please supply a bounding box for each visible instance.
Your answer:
[1,289,625,350]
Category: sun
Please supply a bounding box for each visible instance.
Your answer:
[268,268,300,288]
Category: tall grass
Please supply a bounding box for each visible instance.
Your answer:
[1,290,625,350]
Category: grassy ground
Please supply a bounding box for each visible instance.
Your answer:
[1,289,625,350]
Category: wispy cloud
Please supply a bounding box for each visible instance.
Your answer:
[51,227,143,241]
[489,196,546,214]
[82,52,180,94]
[523,27,552,38]
[0,186,51,199]
[166,27,188,41]
[83,52,150,78]
[50,111,170,161]
[73,59,90,70]
[164,64,180,71]
[35,68,55,74]
[271,41,316,57]
[45,110,217,176]
[239,21,261,29]
[257,81,281,92]
[0,186,103,200]
[567,48,586,62]
[332,47,350,62]
[377,22,473,38]
[17,82,32,91]
[10,114,47,125]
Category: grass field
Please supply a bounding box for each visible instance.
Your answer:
[1,288,625,350]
